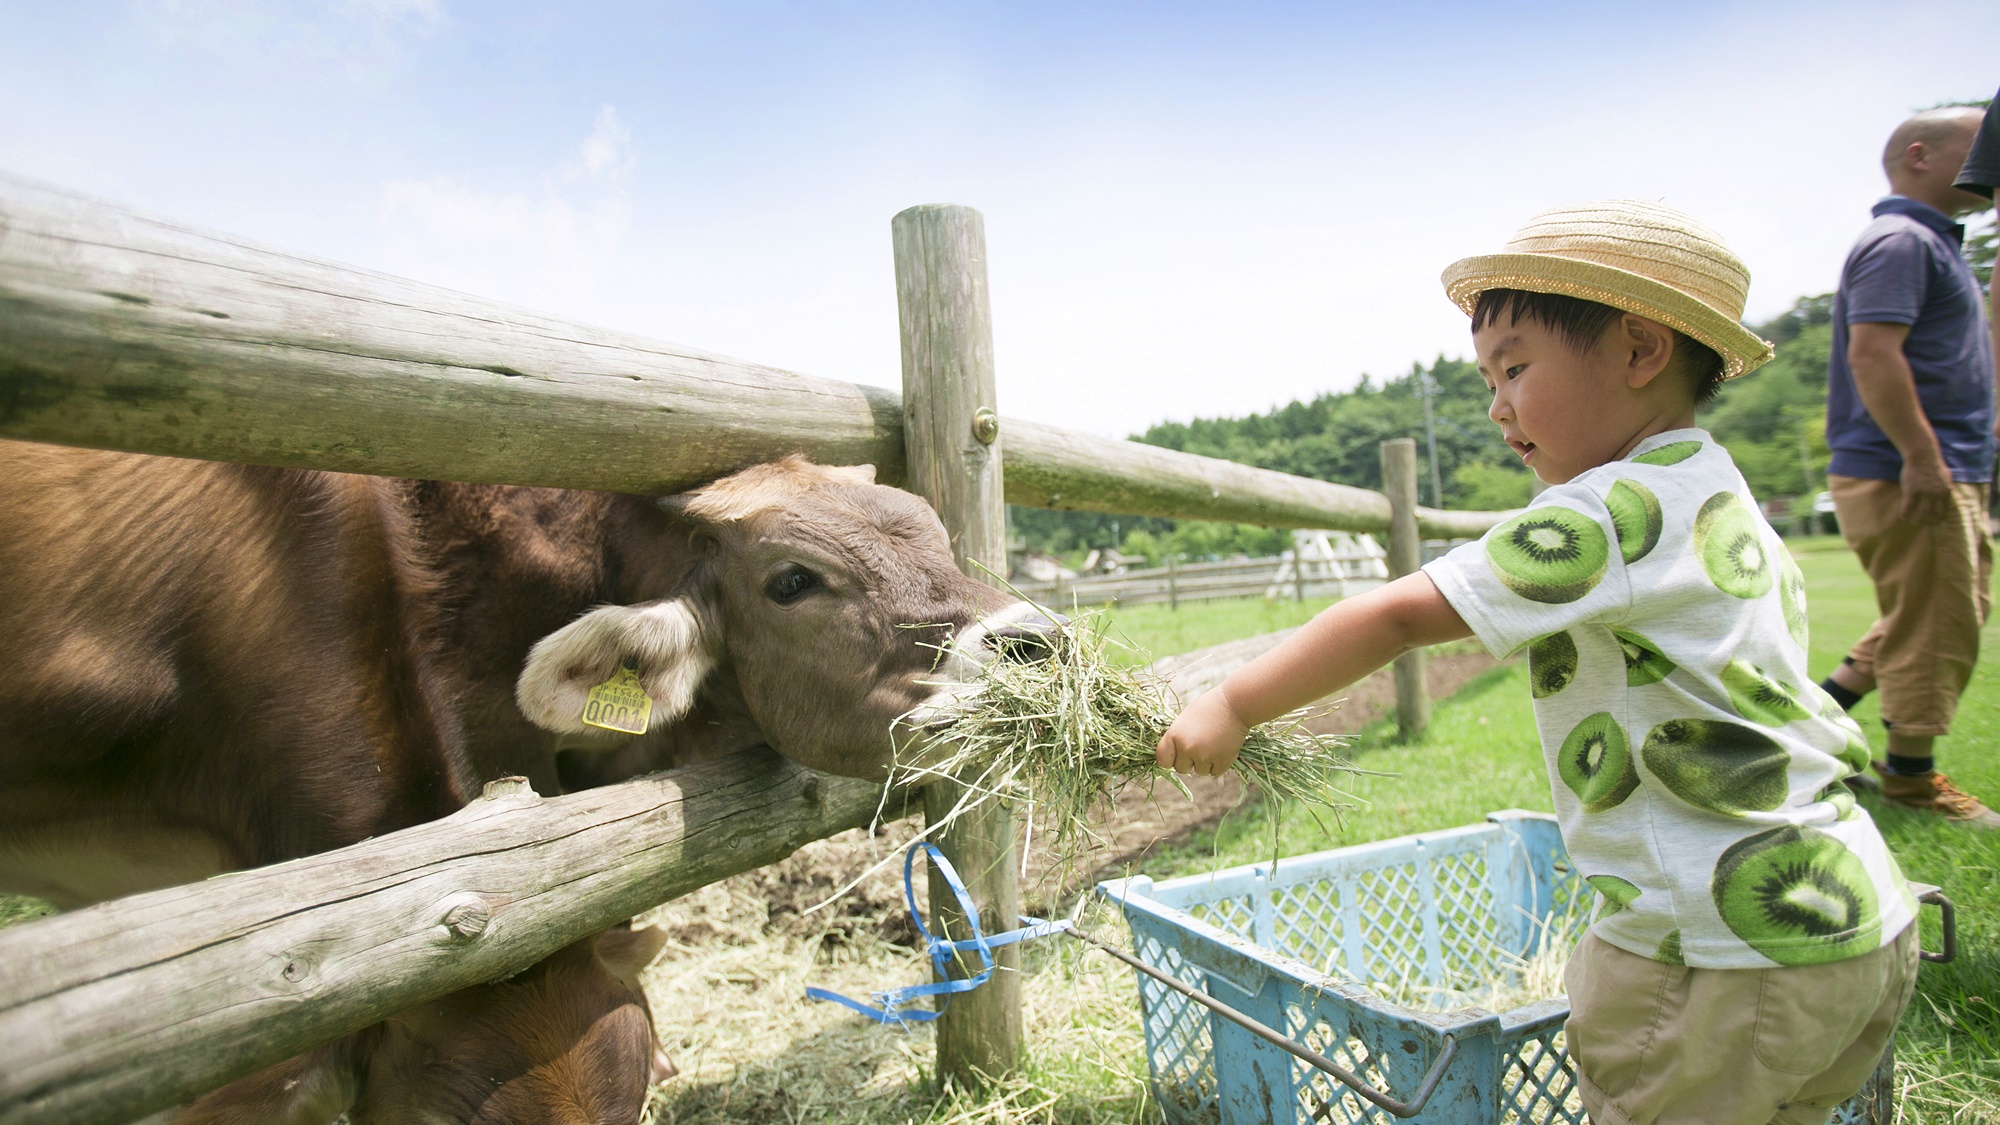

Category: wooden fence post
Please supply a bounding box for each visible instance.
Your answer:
[1167,555,1179,611]
[1382,439,1430,739]
[892,203,1020,1087]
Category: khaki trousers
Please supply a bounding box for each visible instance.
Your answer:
[1829,474,1993,737]
[1562,926,1918,1125]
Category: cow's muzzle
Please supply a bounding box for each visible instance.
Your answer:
[946,601,1066,671]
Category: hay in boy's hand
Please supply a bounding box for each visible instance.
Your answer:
[894,609,1357,866]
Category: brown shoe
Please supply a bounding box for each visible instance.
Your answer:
[1872,762,2000,829]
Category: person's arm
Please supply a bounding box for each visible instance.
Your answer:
[1155,571,1472,775]
[1848,321,1956,524]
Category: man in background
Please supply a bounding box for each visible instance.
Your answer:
[1821,105,1998,827]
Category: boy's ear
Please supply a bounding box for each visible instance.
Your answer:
[1619,313,1676,390]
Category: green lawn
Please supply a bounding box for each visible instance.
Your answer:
[1093,595,1342,666]
[1145,537,1999,1122]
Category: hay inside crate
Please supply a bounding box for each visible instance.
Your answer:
[1097,811,1895,1125]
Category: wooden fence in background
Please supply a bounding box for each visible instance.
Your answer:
[0,173,1510,1124]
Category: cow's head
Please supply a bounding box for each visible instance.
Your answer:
[173,927,673,1125]
[515,458,1052,779]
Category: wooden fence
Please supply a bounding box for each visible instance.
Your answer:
[0,173,1510,1124]
[1017,552,1389,609]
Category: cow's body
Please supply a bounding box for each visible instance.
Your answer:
[1,448,679,904]
[0,440,1030,1122]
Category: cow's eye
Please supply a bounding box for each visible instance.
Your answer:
[765,565,819,604]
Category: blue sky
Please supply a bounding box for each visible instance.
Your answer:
[3,1,1996,438]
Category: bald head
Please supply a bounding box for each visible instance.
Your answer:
[1882,107,1991,216]
[1883,107,1984,172]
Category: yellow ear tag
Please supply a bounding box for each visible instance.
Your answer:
[581,664,652,735]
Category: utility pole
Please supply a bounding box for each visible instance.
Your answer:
[1418,364,1444,508]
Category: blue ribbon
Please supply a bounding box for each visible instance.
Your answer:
[804,840,1072,1025]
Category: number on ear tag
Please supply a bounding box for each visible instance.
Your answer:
[581,664,652,735]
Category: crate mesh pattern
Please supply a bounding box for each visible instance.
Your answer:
[1100,812,1892,1125]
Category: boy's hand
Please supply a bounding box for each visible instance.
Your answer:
[1156,688,1251,777]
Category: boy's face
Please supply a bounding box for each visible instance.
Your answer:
[1473,315,1646,486]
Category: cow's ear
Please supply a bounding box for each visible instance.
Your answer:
[594,924,671,987]
[516,599,721,734]
[827,463,876,485]
[592,925,679,1081]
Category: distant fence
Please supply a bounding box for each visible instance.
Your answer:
[1017,536,1484,610]
[1020,552,1383,609]
[0,174,1512,1124]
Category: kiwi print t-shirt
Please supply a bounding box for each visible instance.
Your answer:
[1423,428,1914,969]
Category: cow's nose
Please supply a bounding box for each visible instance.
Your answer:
[983,611,1066,663]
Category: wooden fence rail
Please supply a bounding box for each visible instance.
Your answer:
[0,754,903,1125]
[0,173,1503,541]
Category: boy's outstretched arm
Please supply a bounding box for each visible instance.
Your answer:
[1155,571,1473,775]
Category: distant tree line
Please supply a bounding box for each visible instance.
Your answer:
[1011,290,1937,566]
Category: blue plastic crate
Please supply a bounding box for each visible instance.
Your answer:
[1096,810,1892,1125]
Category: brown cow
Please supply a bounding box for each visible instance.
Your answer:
[0,442,1044,1123]
[170,927,676,1125]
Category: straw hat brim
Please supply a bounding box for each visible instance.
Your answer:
[1442,252,1775,379]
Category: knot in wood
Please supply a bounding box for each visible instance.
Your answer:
[970,408,999,445]
[439,894,492,941]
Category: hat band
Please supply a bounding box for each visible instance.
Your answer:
[1456,271,1754,379]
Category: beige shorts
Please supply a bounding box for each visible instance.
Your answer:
[1829,474,1993,737]
[1561,925,1918,1125]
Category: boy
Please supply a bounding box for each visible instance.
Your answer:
[1156,201,1920,1125]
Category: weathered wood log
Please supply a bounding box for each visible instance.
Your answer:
[1004,418,1395,531]
[0,173,1504,540]
[0,173,908,495]
[1382,439,1430,739]
[0,753,904,1125]
[893,203,1021,1085]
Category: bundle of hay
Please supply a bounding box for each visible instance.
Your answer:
[894,609,1357,867]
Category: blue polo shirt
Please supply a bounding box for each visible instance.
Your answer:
[1826,196,1995,483]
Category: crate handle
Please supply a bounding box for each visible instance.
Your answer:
[1067,926,1460,1119]
[1918,888,1956,964]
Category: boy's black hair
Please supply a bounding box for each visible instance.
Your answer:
[1471,288,1727,406]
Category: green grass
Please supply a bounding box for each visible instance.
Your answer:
[0,896,52,928]
[1147,537,1999,1122]
[1093,595,1342,666]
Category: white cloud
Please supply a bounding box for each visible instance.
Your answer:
[376,106,637,317]
[578,105,634,182]
[135,0,446,78]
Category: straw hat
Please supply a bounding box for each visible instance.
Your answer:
[1441,200,1775,378]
